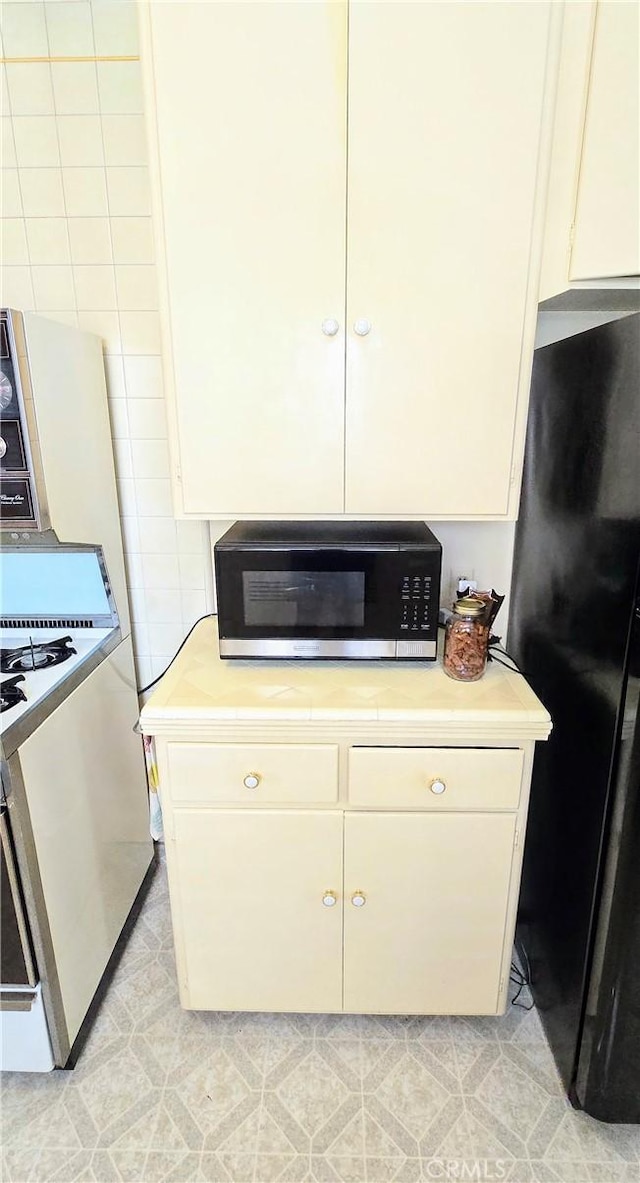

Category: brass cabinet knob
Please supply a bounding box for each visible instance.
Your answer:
[322,891,337,907]
[243,772,261,790]
[429,777,447,795]
[351,891,366,907]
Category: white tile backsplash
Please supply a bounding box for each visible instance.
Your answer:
[116,476,137,518]
[142,553,181,592]
[1,218,29,265]
[91,1,138,57]
[127,397,167,440]
[1,0,210,680]
[77,308,120,352]
[25,217,71,264]
[123,354,163,399]
[178,553,206,591]
[130,438,170,480]
[113,438,133,480]
[72,263,117,310]
[12,116,60,168]
[0,264,35,310]
[145,588,181,624]
[1,118,18,169]
[115,263,157,311]
[106,166,151,216]
[177,520,207,555]
[46,2,94,57]
[31,263,75,310]
[137,516,177,555]
[104,355,126,400]
[97,61,144,115]
[62,166,108,216]
[68,216,112,265]
[19,167,65,217]
[51,62,99,116]
[57,114,104,166]
[1,170,22,217]
[134,477,172,518]
[1,3,49,58]
[6,63,55,116]
[101,116,147,167]
[119,310,161,355]
[147,622,185,658]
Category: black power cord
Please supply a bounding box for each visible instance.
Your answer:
[510,944,535,1010]
[137,613,215,695]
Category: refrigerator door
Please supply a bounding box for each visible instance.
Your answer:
[574,596,640,1121]
[509,313,640,1117]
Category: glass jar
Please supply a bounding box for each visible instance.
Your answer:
[443,596,489,682]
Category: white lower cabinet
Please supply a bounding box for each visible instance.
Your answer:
[343,812,517,1015]
[172,809,343,1013]
[142,618,552,1018]
[169,797,518,1016]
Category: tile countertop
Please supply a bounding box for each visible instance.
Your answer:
[139,618,552,745]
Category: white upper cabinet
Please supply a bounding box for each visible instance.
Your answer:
[142,2,347,516]
[142,1,558,519]
[345,2,552,515]
[570,1,640,281]
[540,1,640,298]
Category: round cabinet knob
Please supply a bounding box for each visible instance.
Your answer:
[353,318,371,336]
[322,318,340,337]
[351,891,366,907]
[322,891,337,907]
[243,772,261,790]
[429,778,447,795]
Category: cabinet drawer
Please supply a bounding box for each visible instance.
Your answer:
[348,747,523,810]
[166,743,338,805]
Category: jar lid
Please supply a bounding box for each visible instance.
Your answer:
[453,596,486,617]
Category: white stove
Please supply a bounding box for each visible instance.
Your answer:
[0,627,114,735]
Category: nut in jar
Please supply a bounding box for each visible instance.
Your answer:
[443,596,490,682]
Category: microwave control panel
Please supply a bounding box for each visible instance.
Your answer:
[399,572,435,635]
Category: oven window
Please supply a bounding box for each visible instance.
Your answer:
[242,570,365,628]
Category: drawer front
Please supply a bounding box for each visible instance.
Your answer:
[348,747,524,810]
[166,743,339,805]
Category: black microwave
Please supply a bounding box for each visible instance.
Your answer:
[214,521,442,660]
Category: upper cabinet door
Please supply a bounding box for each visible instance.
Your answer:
[345,2,553,516]
[144,2,347,516]
[570,2,640,280]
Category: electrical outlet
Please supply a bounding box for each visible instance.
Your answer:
[457,574,477,594]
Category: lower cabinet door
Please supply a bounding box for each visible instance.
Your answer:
[172,809,343,1012]
[343,812,517,1015]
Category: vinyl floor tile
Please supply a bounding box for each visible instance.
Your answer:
[2,858,638,1183]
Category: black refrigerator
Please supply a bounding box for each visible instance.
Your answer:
[508,293,640,1123]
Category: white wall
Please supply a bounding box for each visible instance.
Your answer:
[0,0,210,689]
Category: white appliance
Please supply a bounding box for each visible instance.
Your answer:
[0,311,153,1070]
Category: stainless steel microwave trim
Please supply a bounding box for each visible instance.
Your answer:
[219,638,437,659]
[3,751,70,1065]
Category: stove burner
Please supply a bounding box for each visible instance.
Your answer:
[0,674,27,713]
[0,635,77,674]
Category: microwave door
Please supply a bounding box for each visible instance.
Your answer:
[242,570,366,631]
